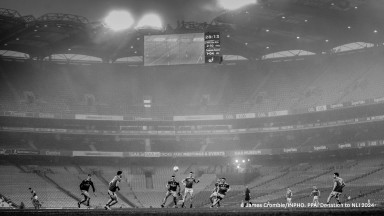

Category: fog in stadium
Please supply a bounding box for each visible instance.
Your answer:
[1,0,384,216]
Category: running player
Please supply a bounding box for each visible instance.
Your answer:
[161,175,181,208]
[181,172,200,208]
[310,186,320,207]
[28,188,41,209]
[209,179,220,207]
[211,178,230,208]
[78,174,95,208]
[104,171,122,210]
[327,172,345,204]
[286,188,293,204]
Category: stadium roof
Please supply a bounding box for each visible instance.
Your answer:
[0,0,383,62]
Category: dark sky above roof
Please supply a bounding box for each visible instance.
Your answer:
[1,0,223,26]
[2,0,383,60]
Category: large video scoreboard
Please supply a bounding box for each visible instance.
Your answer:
[144,32,222,66]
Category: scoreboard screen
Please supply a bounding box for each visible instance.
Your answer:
[143,32,222,66]
[144,33,205,66]
[204,32,222,64]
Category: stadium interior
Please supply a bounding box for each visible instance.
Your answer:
[1,0,384,215]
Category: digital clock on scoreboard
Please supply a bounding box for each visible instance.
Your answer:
[205,32,222,64]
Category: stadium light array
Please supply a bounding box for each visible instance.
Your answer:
[218,0,257,10]
[104,10,134,31]
[136,13,163,30]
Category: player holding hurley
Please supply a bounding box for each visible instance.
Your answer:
[209,179,220,207]
[286,188,293,204]
[210,178,230,208]
[181,172,200,208]
[104,171,123,210]
[310,186,320,207]
[161,175,181,208]
[78,174,96,208]
[327,172,345,205]
[28,188,41,209]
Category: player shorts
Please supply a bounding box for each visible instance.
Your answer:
[184,188,194,196]
[329,191,342,198]
[108,190,118,201]
[313,196,319,201]
[166,190,178,197]
[210,192,218,198]
[286,198,292,203]
[81,190,90,198]
[216,193,225,199]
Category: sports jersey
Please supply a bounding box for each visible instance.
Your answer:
[217,183,230,195]
[80,179,95,192]
[333,177,345,193]
[167,180,180,191]
[109,176,121,192]
[286,191,292,198]
[311,189,320,196]
[183,177,199,189]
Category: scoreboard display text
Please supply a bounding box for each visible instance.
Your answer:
[204,32,222,64]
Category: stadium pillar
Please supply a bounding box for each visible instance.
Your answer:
[145,138,151,152]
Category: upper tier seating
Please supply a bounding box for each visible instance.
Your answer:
[1,50,384,116]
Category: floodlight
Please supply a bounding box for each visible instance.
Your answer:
[104,10,134,31]
[136,14,163,30]
[218,0,257,10]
